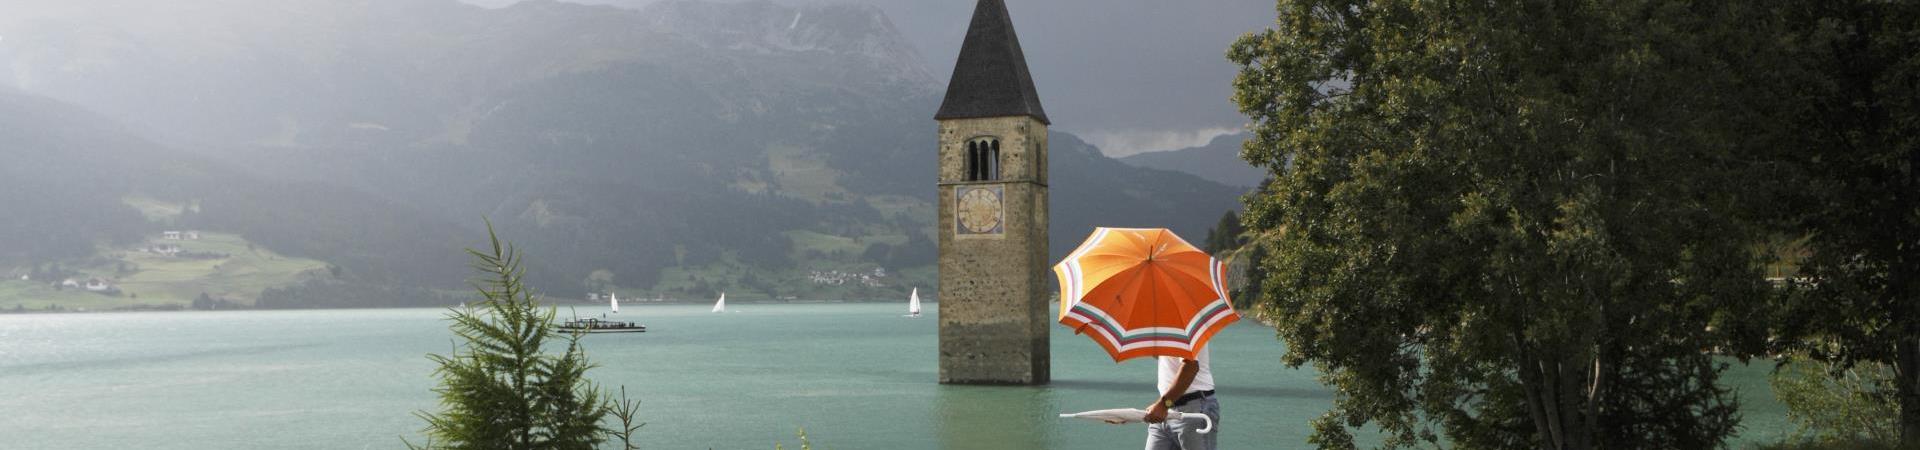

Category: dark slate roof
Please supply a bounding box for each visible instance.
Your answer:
[934,0,1050,124]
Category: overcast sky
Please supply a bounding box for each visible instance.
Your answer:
[466,0,1276,156]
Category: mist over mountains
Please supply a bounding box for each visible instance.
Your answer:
[0,0,1238,303]
[464,0,1279,142]
[1120,132,1267,189]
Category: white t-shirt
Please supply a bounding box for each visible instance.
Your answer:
[1157,345,1215,396]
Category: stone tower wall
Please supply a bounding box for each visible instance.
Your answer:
[937,115,1050,385]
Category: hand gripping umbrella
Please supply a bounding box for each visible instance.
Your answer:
[1051,228,1239,431]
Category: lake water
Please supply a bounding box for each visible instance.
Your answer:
[0,304,1791,449]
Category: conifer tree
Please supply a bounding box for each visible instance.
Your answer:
[409,224,609,450]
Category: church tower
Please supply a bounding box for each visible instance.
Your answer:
[935,0,1050,385]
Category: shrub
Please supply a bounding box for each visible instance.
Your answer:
[1770,356,1898,445]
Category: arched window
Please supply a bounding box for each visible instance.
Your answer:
[965,137,1001,181]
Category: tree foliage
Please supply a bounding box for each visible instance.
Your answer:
[410,224,609,450]
[1757,1,1920,446]
[1205,210,1246,254]
[1232,242,1269,312]
[1230,1,1775,448]
[1772,355,1900,445]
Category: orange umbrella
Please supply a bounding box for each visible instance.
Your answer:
[1053,227,1239,362]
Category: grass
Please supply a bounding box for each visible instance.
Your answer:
[863,195,935,220]
[120,194,188,222]
[0,281,128,312]
[765,143,848,202]
[0,232,328,310]
[785,230,907,259]
[785,230,865,258]
[639,248,929,303]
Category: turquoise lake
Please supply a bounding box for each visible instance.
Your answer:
[0,304,1791,449]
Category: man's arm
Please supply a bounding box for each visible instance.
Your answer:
[1143,358,1199,422]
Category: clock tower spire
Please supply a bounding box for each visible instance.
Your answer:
[935,0,1050,385]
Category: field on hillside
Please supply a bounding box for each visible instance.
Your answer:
[0,233,328,311]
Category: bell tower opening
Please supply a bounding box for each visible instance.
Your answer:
[965,138,1001,181]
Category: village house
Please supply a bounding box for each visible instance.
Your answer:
[60,279,79,288]
[808,269,888,287]
[84,278,112,292]
[162,231,181,240]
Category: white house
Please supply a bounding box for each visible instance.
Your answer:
[184,231,201,240]
[60,279,80,288]
[162,231,182,240]
[84,278,111,292]
[153,244,181,256]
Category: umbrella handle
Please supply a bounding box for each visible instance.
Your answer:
[1182,412,1214,434]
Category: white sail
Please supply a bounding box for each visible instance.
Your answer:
[712,292,726,313]
[908,288,921,316]
[609,292,620,313]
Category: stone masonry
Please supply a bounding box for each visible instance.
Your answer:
[938,115,1049,385]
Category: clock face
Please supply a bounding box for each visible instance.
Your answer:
[956,185,1005,235]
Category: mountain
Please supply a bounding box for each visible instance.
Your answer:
[1119,132,1268,188]
[0,86,476,307]
[0,0,1240,301]
[0,86,156,263]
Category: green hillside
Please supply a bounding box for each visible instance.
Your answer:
[1,232,329,311]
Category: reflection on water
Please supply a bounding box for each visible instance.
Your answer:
[937,384,1059,449]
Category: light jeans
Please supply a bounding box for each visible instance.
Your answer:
[1145,395,1219,450]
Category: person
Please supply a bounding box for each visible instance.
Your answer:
[1142,344,1218,449]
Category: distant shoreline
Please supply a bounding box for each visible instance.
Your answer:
[0,297,932,315]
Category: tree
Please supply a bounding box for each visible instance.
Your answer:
[1204,211,1244,254]
[1230,1,1773,448]
[409,224,609,450]
[1760,2,1920,446]
[1771,355,1899,445]
[863,243,894,267]
[1231,242,1267,312]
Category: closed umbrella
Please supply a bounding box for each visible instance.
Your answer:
[1059,408,1214,433]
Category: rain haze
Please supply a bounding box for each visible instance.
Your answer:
[0,0,1875,449]
[464,0,1276,156]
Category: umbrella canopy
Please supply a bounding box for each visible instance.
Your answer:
[1053,227,1239,361]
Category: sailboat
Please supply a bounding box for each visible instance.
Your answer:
[558,291,645,333]
[711,292,726,313]
[905,287,922,318]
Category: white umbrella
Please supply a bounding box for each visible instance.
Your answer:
[1058,409,1213,434]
